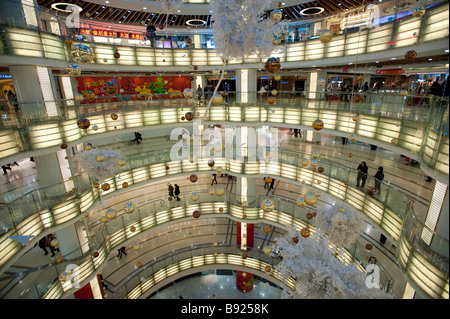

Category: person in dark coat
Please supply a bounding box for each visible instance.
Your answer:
[356,161,368,188]
[38,236,48,255]
[174,184,180,201]
[374,166,384,194]
[168,184,174,199]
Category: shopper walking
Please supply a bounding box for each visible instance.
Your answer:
[174,184,181,201]
[356,161,368,188]
[168,183,174,200]
[374,166,384,195]
[117,246,127,259]
[211,173,218,185]
[132,132,143,144]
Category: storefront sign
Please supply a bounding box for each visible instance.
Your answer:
[79,28,144,40]
[375,69,405,75]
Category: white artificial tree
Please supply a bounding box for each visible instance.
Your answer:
[161,0,184,14]
[315,205,365,249]
[272,226,394,299]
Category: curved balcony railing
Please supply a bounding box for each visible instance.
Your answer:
[397,201,449,299]
[1,92,448,181]
[0,144,447,298]
[0,1,448,67]
[0,187,393,299]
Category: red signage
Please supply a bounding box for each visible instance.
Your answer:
[79,28,144,40]
[375,69,405,75]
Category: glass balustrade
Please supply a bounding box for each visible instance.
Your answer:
[0,93,448,180]
[1,188,395,299]
[0,146,447,298]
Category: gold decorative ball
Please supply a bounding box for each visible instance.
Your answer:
[71,44,94,64]
[274,76,281,81]
[212,93,223,105]
[193,210,201,218]
[412,6,425,18]
[319,29,333,43]
[123,202,136,214]
[265,265,271,272]
[122,182,129,188]
[185,112,194,121]
[191,193,199,201]
[216,166,223,173]
[101,183,110,191]
[400,90,408,96]
[264,226,271,234]
[96,154,106,162]
[353,94,363,103]
[348,134,358,142]
[312,119,324,131]
[303,192,318,206]
[263,245,272,255]
[405,50,417,60]
[306,212,314,219]
[50,238,59,247]
[137,262,143,268]
[300,227,311,238]
[110,113,119,120]
[208,159,215,167]
[132,243,141,251]
[130,225,136,232]
[117,158,126,166]
[77,118,90,129]
[270,9,282,22]
[106,209,117,219]
[261,198,275,212]
[267,96,276,104]
[219,207,224,213]
[216,186,225,196]
[391,138,399,145]
[365,243,373,250]
[296,197,306,207]
[189,174,198,183]
[318,166,324,173]
[292,236,299,243]
[264,57,281,74]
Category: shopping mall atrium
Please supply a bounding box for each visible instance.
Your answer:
[0,0,448,300]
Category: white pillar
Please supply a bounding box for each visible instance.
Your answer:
[306,71,327,99]
[9,65,60,119]
[236,69,257,104]
[54,223,83,259]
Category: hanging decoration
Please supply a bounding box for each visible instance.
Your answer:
[161,0,184,14]
[272,226,394,299]
[315,206,364,248]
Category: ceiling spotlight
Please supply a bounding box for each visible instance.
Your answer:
[428,58,433,61]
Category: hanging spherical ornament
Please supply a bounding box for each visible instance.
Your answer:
[296,197,307,207]
[208,188,215,195]
[400,90,408,97]
[130,225,136,232]
[242,201,249,208]
[264,226,271,234]
[77,118,90,129]
[132,243,141,251]
[101,183,110,191]
[391,138,399,145]
[106,209,117,220]
[264,57,281,74]
[191,193,199,201]
[261,199,275,212]
[312,119,324,131]
[158,24,164,30]
[96,154,106,162]
[123,202,136,214]
[193,65,199,70]
[339,207,345,213]
[183,88,194,98]
[353,94,363,103]
[74,93,84,102]
[216,166,223,173]
[274,75,281,81]
[60,143,68,149]
[117,158,126,166]
[111,113,119,120]
[365,243,373,250]
[352,115,359,121]
[412,5,426,17]
[71,44,94,64]
[50,238,60,247]
[187,38,192,44]
[103,58,108,63]
[122,182,129,188]
[219,207,224,213]
[65,39,73,46]
[319,29,333,43]
[93,182,99,188]
[67,63,81,76]
[301,158,309,167]
[303,192,318,206]
[212,93,224,105]
[208,159,215,167]
[91,124,99,131]
[185,111,194,121]
[270,9,282,22]
[136,262,143,268]
[405,49,417,60]
[348,153,353,158]
[306,212,314,219]
[348,134,358,142]
[262,245,272,255]
[318,166,324,173]
[212,68,221,76]
[292,236,299,243]
[193,210,201,218]
[100,216,108,223]
[300,227,311,238]
[114,51,120,59]
[267,96,276,104]
[189,174,198,183]
[216,186,225,196]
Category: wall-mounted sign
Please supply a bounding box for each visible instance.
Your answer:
[375,69,405,75]
[79,28,144,40]
[0,74,12,79]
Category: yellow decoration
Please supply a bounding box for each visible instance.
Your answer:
[319,29,333,43]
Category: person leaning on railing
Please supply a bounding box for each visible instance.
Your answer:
[373,166,384,195]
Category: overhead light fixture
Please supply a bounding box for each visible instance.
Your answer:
[300,7,325,15]
[186,19,206,26]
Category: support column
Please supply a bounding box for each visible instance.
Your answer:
[34,150,73,191]
[236,69,257,104]
[54,223,83,259]
[306,70,327,99]
[9,65,60,119]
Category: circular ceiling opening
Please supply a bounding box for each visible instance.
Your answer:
[186,19,206,26]
[51,3,83,12]
[300,7,324,15]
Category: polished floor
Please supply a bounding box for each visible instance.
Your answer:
[0,127,435,299]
